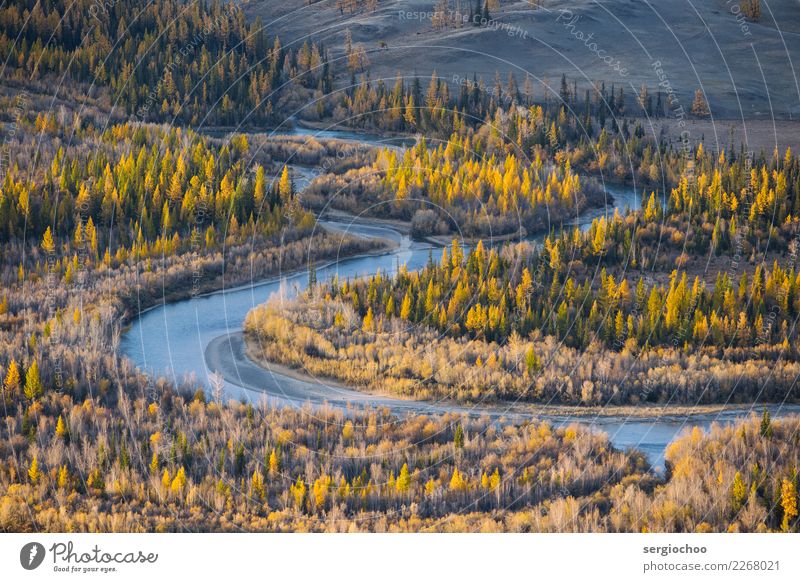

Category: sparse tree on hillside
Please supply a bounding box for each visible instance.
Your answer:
[24,361,43,401]
[3,360,20,394]
[691,89,711,117]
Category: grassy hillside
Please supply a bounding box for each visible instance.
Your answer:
[245,0,800,120]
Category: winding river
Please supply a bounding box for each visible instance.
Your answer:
[121,125,799,471]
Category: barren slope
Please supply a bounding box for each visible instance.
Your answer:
[246,0,800,121]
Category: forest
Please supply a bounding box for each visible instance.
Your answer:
[1,0,798,535]
[0,99,392,533]
[303,70,796,243]
[244,51,800,404]
[0,0,334,125]
[0,103,386,248]
[2,370,798,532]
[246,137,800,404]
[304,134,599,238]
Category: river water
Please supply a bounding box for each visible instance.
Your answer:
[120,125,798,471]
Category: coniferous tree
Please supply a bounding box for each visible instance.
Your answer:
[691,89,711,117]
[781,478,798,532]
[24,361,43,401]
[760,409,773,438]
[3,360,21,394]
[454,423,465,449]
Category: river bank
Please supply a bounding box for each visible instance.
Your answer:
[120,124,800,472]
[118,227,395,330]
[123,212,800,472]
[232,331,790,421]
